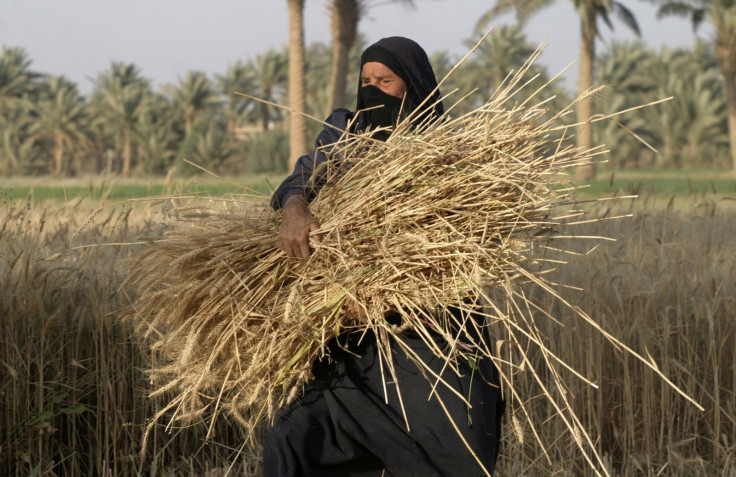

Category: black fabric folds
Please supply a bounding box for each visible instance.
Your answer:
[269,108,353,209]
[356,85,405,141]
[272,36,446,209]
[357,37,444,133]
[266,37,504,476]
[263,330,504,477]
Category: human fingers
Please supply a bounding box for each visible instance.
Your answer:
[297,233,312,259]
[278,235,296,258]
[291,219,318,258]
[278,219,314,259]
[308,221,323,246]
[281,233,309,259]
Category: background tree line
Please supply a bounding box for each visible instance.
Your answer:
[0,0,733,178]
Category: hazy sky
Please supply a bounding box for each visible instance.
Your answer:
[2,0,707,94]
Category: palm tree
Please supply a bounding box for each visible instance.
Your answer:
[247,49,288,132]
[641,48,693,167]
[652,0,736,174]
[0,47,40,174]
[305,42,333,133]
[28,76,88,176]
[465,24,539,97]
[0,47,39,105]
[475,0,555,28]
[344,34,368,109]
[165,70,220,138]
[287,0,309,167]
[92,62,150,176]
[186,124,237,172]
[593,41,658,168]
[327,0,360,113]
[428,48,478,116]
[595,40,657,95]
[619,43,728,168]
[476,0,641,180]
[679,71,728,166]
[216,60,256,141]
[327,0,415,113]
[134,92,180,174]
[0,103,36,174]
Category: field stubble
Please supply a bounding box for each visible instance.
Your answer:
[0,193,734,476]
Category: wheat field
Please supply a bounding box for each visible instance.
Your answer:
[1,192,734,476]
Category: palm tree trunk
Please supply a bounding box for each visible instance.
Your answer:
[261,98,270,132]
[0,149,8,175]
[122,126,132,177]
[575,4,596,182]
[725,76,736,176]
[287,0,309,169]
[327,0,359,114]
[227,109,237,142]
[712,16,736,176]
[52,134,64,176]
[717,36,736,175]
[185,114,193,138]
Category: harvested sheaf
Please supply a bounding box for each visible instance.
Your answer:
[126,48,695,475]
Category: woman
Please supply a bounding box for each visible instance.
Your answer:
[265,36,504,477]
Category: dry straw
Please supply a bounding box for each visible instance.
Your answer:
[126,40,698,476]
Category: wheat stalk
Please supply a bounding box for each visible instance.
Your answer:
[126,45,697,476]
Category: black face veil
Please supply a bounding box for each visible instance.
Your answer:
[356,36,444,138]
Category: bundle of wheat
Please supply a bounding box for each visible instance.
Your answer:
[125,47,695,475]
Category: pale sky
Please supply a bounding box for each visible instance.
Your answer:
[2,0,706,95]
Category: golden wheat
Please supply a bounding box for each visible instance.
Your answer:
[124,49,703,477]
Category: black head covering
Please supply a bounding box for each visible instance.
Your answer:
[356,37,444,137]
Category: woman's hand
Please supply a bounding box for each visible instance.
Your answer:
[344,295,370,322]
[278,195,322,259]
[343,295,400,324]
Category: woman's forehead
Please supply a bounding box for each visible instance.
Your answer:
[360,62,400,78]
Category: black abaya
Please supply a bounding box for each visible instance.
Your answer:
[266,36,504,476]
[263,330,504,477]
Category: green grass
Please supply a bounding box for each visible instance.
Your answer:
[571,169,736,197]
[581,177,736,196]
[0,175,284,204]
[2,171,735,205]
